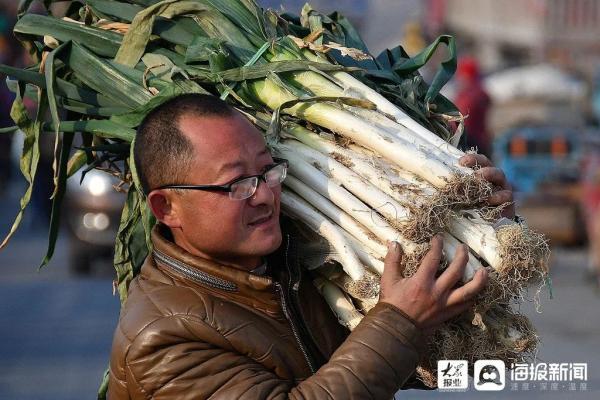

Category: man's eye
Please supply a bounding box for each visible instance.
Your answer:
[222,174,246,185]
[261,163,276,173]
[230,174,249,183]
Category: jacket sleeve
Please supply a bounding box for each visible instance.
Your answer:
[119,302,425,400]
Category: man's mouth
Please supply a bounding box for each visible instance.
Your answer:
[248,212,273,226]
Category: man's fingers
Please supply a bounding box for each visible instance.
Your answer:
[446,268,488,306]
[475,167,515,217]
[424,300,476,330]
[459,153,492,168]
[415,235,443,282]
[476,167,510,189]
[488,189,514,207]
[440,300,476,322]
[383,241,405,281]
[434,244,468,293]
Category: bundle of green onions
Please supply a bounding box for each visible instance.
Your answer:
[1,0,550,387]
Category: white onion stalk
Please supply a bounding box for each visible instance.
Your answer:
[318,264,380,302]
[280,139,413,223]
[276,147,421,252]
[441,232,484,282]
[280,124,500,277]
[340,104,458,167]
[334,142,510,263]
[333,73,465,159]
[252,78,458,188]
[284,175,387,257]
[313,277,364,330]
[300,48,465,160]
[347,143,438,193]
[343,233,385,275]
[283,123,436,201]
[281,191,365,280]
[448,214,503,272]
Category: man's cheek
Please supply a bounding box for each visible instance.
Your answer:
[273,190,282,215]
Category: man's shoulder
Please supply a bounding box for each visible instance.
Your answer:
[108,266,232,393]
[116,267,212,342]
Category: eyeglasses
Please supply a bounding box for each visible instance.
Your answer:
[155,158,288,200]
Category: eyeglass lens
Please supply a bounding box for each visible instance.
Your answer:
[229,163,287,200]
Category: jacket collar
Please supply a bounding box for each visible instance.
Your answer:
[149,224,287,316]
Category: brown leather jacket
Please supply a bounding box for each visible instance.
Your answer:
[108,223,425,399]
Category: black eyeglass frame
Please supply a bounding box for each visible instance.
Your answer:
[153,158,289,199]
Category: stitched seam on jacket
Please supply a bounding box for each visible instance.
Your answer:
[124,362,152,400]
[108,368,127,395]
[312,378,336,399]
[155,320,240,398]
[125,314,222,397]
[367,313,421,353]
[228,374,270,400]
[119,280,183,344]
[209,373,290,400]
[135,276,209,334]
[352,337,400,383]
[118,309,164,346]
[126,313,286,397]
[121,314,168,399]
[372,303,426,353]
[376,302,420,330]
[140,279,175,319]
[154,343,223,395]
[338,363,374,398]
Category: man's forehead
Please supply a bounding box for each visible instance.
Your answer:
[178,113,269,175]
[180,112,264,146]
[216,147,270,171]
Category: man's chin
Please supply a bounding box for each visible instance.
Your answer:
[250,227,282,256]
[263,229,283,253]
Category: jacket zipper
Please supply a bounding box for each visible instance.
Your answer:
[274,235,317,374]
[153,250,237,292]
[274,281,317,374]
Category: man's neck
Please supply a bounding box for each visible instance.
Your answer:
[170,229,262,272]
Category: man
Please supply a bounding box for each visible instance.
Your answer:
[108,94,512,399]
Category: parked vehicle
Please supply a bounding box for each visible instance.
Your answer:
[65,169,125,275]
[493,125,592,245]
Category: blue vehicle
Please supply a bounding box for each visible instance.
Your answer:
[492,125,583,195]
[492,125,594,245]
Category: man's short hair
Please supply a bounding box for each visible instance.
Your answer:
[134,93,235,194]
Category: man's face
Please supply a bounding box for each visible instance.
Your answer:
[165,112,282,269]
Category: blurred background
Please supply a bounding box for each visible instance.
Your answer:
[0,0,599,399]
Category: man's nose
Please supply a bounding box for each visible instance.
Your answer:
[247,179,276,206]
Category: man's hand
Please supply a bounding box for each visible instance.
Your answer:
[459,153,515,218]
[379,236,487,332]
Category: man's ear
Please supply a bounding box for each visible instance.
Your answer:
[147,190,182,228]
